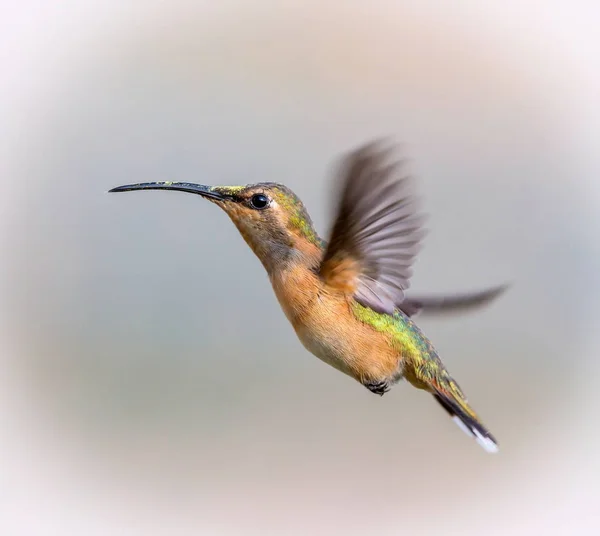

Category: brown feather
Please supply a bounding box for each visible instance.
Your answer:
[319,253,360,293]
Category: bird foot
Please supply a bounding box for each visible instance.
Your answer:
[364,380,391,396]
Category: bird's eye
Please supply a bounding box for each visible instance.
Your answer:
[249,194,270,210]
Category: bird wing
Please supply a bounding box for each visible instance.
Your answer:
[398,284,509,317]
[319,141,426,314]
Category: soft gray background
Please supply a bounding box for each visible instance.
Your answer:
[1,1,599,535]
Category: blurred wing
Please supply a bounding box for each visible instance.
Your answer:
[319,141,426,314]
[399,284,509,317]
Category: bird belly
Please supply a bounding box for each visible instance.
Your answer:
[291,300,404,384]
[271,265,402,383]
[294,324,355,377]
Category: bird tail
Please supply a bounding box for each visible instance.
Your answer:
[434,393,498,453]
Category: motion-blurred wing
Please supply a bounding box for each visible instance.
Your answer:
[319,141,426,314]
[399,284,509,317]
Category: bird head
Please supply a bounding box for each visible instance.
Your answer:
[109,181,323,271]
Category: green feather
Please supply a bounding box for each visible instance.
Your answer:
[270,186,323,247]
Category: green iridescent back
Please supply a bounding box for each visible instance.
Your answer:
[351,301,436,356]
[351,301,466,398]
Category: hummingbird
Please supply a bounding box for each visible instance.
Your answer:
[109,141,507,453]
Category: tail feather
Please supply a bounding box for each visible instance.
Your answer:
[434,394,498,454]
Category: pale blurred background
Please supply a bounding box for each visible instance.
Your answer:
[1,1,599,534]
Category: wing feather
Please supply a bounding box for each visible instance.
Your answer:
[319,141,426,314]
[398,284,509,317]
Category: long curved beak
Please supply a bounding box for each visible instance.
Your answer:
[108,182,228,200]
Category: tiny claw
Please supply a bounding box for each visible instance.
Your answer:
[364,380,391,396]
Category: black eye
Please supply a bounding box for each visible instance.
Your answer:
[250,194,270,210]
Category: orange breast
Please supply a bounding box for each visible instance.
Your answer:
[270,264,403,384]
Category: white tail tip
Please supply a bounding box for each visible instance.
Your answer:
[452,416,499,453]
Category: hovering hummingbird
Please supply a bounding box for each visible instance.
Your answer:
[110,141,507,453]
